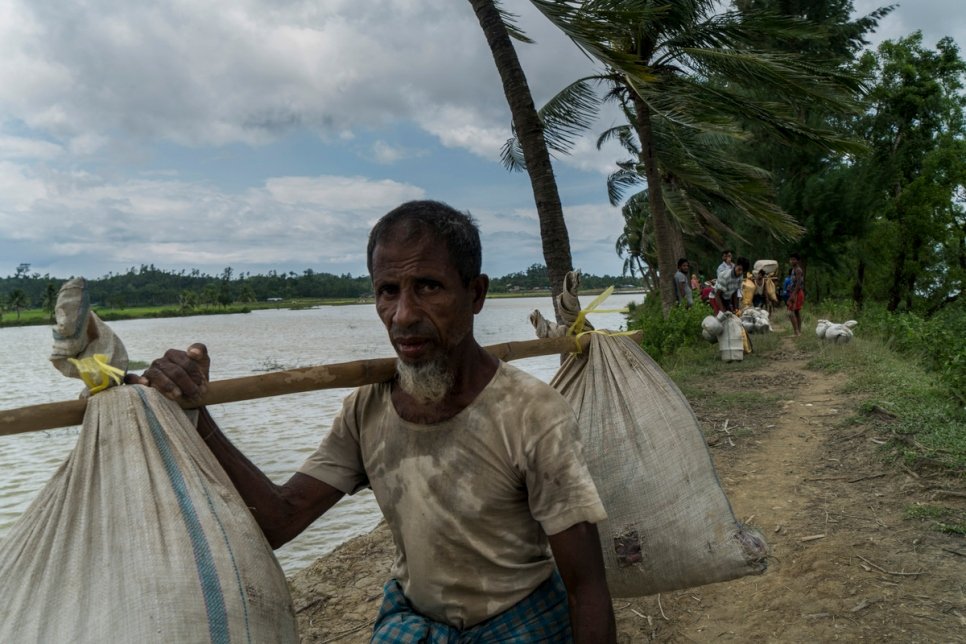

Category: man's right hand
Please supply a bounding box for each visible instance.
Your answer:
[128,343,210,403]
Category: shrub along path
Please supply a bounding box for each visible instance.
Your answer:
[288,330,965,642]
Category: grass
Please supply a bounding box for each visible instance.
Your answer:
[801,306,966,474]
[639,301,965,532]
[904,503,966,536]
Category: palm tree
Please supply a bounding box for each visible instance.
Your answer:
[8,289,28,320]
[519,0,865,310]
[614,191,659,291]
[468,0,574,315]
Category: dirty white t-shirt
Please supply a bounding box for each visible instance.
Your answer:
[298,361,606,629]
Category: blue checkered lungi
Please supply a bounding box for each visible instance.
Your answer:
[370,571,573,643]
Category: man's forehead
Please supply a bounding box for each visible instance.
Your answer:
[372,237,457,274]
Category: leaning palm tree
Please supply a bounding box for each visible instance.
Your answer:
[517,0,865,310]
[468,0,574,314]
[595,86,804,245]
[614,190,659,291]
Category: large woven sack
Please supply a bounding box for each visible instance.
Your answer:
[533,274,767,597]
[0,385,298,643]
[548,333,768,596]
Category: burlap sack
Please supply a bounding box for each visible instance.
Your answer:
[0,385,298,643]
[534,274,768,597]
[49,277,128,393]
[2,277,296,642]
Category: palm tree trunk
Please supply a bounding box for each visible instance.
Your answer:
[469,0,573,318]
[631,94,681,312]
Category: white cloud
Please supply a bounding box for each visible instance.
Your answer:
[368,140,426,165]
[0,135,62,160]
[0,167,425,276]
[0,0,959,281]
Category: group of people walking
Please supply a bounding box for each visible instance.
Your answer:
[674,250,806,336]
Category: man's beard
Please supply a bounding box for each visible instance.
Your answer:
[396,357,454,404]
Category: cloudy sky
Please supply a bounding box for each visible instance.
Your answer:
[1,1,962,280]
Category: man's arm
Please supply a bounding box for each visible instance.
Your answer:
[196,409,344,547]
[548,522,617,644]
[714,287,728,312]
[134,344,344,548]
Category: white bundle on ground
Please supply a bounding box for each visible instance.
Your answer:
[740,307,772,333]
[816,319,857,344]
[718,312,746,362]
[532,278,768,597]
[0,279,297,643]
[702,314,723,342]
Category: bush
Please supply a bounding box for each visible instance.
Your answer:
[626,297,710,364]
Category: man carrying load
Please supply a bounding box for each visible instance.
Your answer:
[714,256,751,314]
[134,200,617,642]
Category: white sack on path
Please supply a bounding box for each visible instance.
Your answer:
[0,385,298,643]
[719,312,745,362]
[532,277,767,597]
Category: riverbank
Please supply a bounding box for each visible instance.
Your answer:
[286,315,966,642]
[0,288,648,329]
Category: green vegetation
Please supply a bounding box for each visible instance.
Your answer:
[903,504,966,536]
[632,299,965,475]
[0,263,628,328]
[628,296,965,536]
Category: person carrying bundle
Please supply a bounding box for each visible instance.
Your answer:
[133,200,616,643]
[714,257,750,313]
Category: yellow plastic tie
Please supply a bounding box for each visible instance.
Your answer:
[67,354,126,394]
[564,286,635,353]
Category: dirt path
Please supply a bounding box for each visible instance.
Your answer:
[289,335,966,642]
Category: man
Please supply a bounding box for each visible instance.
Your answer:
[787,253,805,336]
[714,256,750,313]
[716,249,734,278]
[674,258,693,308]
[134,201,617,642]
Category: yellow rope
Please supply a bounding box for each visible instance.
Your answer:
[564,286,637,353]
[67,354,126,394]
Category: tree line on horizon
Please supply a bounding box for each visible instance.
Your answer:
[0,262,626,319]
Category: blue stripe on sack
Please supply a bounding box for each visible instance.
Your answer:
[136,388,230,644]
[192,460,253,642]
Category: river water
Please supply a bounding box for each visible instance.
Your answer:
[0,293,640,573]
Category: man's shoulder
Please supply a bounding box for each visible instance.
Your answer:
[494,361,553,391]
[488,362,570,413]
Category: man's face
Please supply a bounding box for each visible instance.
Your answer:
[722,252,732,264]
[371,234,486,369]
[790,256,799,267]
[680,261,690,273]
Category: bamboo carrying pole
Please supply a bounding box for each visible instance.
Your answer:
[0,331,641,437]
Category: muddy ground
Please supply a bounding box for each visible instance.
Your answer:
[288,330,966,642]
